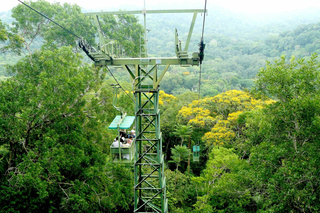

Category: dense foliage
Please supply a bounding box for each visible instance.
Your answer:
[0,47,135,212]
[1,1,320,212]
[144,7,320,96]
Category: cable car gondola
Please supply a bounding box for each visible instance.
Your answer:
[109,113,135,164]
[193,145,200,162]
[109,84,135,164]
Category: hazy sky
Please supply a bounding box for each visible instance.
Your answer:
[2,0,320,14]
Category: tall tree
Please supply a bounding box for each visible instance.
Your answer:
[99,14,145,57]
[0,20,7,41]
[10,0,144,57]
[173,124,193,146]
[192,147,254,212]
[0,47,133,212]
[171,145,191,172]
[11,0,55,55]
[0,19,24,55]
[245,54,320,212]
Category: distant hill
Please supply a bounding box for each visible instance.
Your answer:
[144,6,320,56]
[261,21,320,58]
[2,5,320,95]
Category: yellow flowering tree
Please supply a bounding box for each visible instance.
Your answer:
[199,90,274,119]
[227,111,243,129]
[178,106,216,130]
[177,90,275,149]
[202,120,235,148]
[178,90,274,130]
[159,90,177,106]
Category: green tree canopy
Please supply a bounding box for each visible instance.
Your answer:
[171,145,191,171]
[99,14,145,57]
[0,19,24,55]
[0,20,7,41]
[0,47,133,212]
[192,147,254,212]
[245,54,320,211]
[9,0,144,57]
[254,54,320,103]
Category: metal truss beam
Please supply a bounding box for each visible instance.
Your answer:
[85,9,206,16]
[134,78,167,212]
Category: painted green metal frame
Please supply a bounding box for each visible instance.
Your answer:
[85,8,206,213]
[109,113,136,163]
[130,62,171,212]
[85,9,207,62]
[110,140,135,164]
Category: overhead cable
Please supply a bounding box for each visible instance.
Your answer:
[198,0,207,102]
[201,0,207,40]
[17,0,81,39]
[105,66,135,103]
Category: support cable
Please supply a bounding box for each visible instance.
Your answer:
[198,0,207,102]
[18,0,81,39]
[105,66,135,103]
[201,0,207,40]
[18,0,133,104]
[198,64,202,101]
[18,0,96,61]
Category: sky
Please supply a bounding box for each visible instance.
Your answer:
[2,0,320,14]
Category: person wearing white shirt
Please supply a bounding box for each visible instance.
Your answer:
[112,138,122,147]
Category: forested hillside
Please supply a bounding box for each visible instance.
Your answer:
[1,1,320,212]
[133,5,320,96]
[3,4,320,93]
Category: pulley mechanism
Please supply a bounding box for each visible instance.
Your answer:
[199,38,205,65]
[78,38,96,61]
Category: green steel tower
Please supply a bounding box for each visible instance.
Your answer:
[84,8,206,213]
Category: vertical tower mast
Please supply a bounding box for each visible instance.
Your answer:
[142,0,148,58]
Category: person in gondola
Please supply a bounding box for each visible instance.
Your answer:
[121,140,131,160]
[112,137,122,147]
[122,142,131,147]
[128,129,135,138]
[120,136,125,143]
[118,130,127,143]
[120,130,127,138]
[127,135,133,145]
[112,137,122,160]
